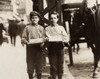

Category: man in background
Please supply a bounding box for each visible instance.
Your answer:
[8,18,18,46]
[0,18,7,45]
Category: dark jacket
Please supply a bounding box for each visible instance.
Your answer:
[17,22,26,37]
[8,21,18,36]
[0,23,5,37]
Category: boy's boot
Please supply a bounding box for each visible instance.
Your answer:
[28,73,33,79]
[51,75,56,79]
[37,73,41,79]
[58,75,62,79]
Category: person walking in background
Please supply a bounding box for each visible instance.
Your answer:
[0,18,7,45]
[17,19,26,46]
[17,19,26,38]
[21,11,45,79]
[8,18,18,46]
[45,11,69,79]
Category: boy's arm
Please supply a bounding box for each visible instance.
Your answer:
[21,27,29,44]
[41,27,45,38]
[45,27,50,37]
[61,27,70,43]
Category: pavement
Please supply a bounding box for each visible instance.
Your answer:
[67,43,100,79]
[0,36,74,79]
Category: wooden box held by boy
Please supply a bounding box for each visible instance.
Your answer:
[28,38,44,45]
[48,35,68,43]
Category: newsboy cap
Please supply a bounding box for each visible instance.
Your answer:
[30,11,40,18]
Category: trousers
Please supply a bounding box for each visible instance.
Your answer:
[26,44,45,78]
[48,42,64,79]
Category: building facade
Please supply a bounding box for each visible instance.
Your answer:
[0,0,33,23]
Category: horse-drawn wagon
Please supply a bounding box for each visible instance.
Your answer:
[62,0,100,78]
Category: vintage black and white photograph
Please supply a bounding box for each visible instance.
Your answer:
[0,0,100,79]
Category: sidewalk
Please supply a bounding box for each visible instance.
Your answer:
[35,56,74,79]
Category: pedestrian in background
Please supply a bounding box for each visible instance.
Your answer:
[21,11,45,79]
[45,11,69,79]
[8,18,18,46]
[17,19,26,46]
[0,18,7,45]
[17,19,26,38]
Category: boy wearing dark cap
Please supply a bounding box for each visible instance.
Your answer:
[22,11,45,79]
[45,11,69,79]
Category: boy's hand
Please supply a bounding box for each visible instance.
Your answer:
[21,39,29,45]
[40,43,44,47]
[27,42,30,45]
[44,37,49,42]
[63,36,70,43]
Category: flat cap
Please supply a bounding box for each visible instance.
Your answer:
[30,11,40,18]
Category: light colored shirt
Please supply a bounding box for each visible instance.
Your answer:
[22,24,44,43]
[45,24,69,42]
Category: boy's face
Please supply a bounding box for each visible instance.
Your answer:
[50,14,58,25]
[31,16,39,24]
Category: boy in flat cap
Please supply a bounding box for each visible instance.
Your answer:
[45,11,69,79]
[22,11,45,79]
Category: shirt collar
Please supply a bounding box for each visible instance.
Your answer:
[31,23,39,27]
[51,24,58,27]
